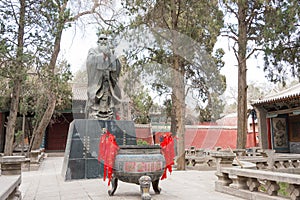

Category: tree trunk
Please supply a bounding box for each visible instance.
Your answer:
[170,104,177,135]
[169,0,185,170]
[172,55,186,170]
[236,0,248,149]
[4,0,26,156]
[173,78,186,170]
[4,79,21,155]
[30,3,66,150]
[31,92,56,150]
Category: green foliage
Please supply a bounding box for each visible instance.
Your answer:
[196,92,225,122]
[131,88,153,124]
[278,182,289,197]
[19,60,72,121]
[137,139,149,145]
[0,0,73,115]
[221,0,299,149]
[116,0,226,123]
[261,0,300,85]
[0,0,76,153]
[247,83,266,103]
[259,182,288,197]
[0,76,11,111]
[13,130,23,147]
[52,61,73,111]
[222,0,300,85]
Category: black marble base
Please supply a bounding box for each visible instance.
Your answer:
[61,119,137,181]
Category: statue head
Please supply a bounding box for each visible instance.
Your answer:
[98,34,109,46]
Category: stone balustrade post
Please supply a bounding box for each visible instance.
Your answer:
[211,151,235,173]
[29,150,40,164]
[211,151,235,187]
[266,150,276,170]
[0,156,25,175]
[229,174,248,189]
[265,180,280,196]
[287,184,300,200]
[246,178,260,192]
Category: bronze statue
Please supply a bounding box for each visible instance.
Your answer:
[85,34,121,120]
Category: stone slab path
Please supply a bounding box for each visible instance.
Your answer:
[20,156,244,200]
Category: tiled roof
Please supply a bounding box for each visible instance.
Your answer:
[71,83,87,101]
[252,83,300,105]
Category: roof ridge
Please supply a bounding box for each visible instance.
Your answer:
[252,83,300,105]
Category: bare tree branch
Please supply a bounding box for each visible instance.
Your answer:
[228,25,238,37]
[9,0,18,26]
[246,47,263,60]
[221,34,238,42]
[68,0,101,22]
[233,43,239,63]
[224,3,239,19]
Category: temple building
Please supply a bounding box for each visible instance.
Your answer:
[252,83,300,153]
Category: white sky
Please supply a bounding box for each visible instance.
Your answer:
[60,25,98,72]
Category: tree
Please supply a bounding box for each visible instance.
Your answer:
[247,82,266,103]
[261,1,300,85]
[130,88,153,124]
[221,0,299,149]
[120,0,225,170]
[0,0,31,155]
[196,49,226,122]
[196,93,225,123]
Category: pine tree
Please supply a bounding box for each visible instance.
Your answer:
[120,0,225,169]
[221,0,299,149]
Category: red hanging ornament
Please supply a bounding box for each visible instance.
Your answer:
[98,129,119,186]
[160,132,175,180]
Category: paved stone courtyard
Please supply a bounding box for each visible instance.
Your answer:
[19,156,243,200]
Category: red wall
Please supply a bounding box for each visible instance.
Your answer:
[46,121,258,151]
[150,128,258,150]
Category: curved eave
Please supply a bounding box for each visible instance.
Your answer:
[252,93,300,106]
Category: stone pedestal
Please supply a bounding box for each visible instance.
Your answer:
[61,119,137,181]
[0,156,25,175]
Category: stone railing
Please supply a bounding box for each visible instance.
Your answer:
[0,156,25,200]
[0,149,45,171]
[185,147,216,167]
[212,151,300,200]
[239,151,300,172]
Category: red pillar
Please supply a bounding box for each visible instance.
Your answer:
[252,113,256,147]
[267,118,272,149]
